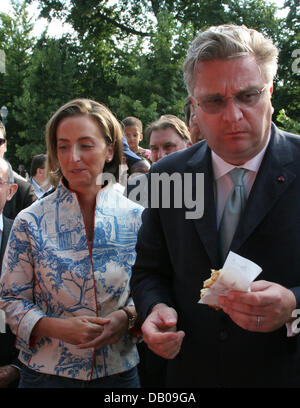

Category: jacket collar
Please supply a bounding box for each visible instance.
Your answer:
[187,143,220,266]
[232,123,295,251]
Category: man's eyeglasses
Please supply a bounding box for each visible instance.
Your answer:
[193,86,267,115]
[0,138,6,146]
[0,179,9,186]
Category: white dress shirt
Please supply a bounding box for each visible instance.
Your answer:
[31,177,53,199]
[212,134,271,228]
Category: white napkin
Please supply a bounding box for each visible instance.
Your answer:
[198,251,262,307]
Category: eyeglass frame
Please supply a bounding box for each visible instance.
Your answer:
[0,178,10,187]
[192,85,267,115]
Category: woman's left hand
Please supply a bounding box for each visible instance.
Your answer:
[76,310,128,349]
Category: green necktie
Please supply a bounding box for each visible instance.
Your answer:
[219,168,247,263]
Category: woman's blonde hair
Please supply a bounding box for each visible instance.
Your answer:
[45,98,123,187]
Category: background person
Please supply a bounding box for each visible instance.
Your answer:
[0,158,19,388]
[146,114,191,163]
[122,116,151,162]
[117,136,143,192]
[17,164,29,181]
[131,24,300,387]
[0,121,37,219]
[126,114,191,208]
[128,158,151,178]
[0,99,143,388]
[30,154,52,198]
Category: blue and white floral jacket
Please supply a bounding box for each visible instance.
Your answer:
[0,181,143,380]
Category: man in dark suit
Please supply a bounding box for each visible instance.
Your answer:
[127,117,191,387]
[130,25,300,387]
[0,121,37,219]
[0,158,20,387]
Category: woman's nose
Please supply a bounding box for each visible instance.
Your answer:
[71,144,81,162]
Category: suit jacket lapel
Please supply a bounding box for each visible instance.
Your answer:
[186,144,219,267]
[232,125,295,251]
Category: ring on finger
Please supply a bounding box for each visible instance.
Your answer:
[256,315,261,328]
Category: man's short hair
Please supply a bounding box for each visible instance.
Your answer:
[0,121,6,139]
[30,154,47,177]
[183,24,279,95]
[145,114,191,144]
[121,116,143,133]
[183,96,192,127]
[0,158,14,183]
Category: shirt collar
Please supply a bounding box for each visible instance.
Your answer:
[31,177,44,193]
[212,132,271,181]
[0,213,3,233]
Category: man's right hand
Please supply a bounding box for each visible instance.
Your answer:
[141,303,185,359]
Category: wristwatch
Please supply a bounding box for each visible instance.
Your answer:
[119,306,137,330]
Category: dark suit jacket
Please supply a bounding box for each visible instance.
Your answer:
[131,124,300,387]
[3,172,37,219]
[0,215,19,369]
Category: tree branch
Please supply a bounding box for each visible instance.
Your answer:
[97,12,153,37]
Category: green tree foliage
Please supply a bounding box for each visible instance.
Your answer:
[108,11,194,132]
[0,0,298,164]
[13,35,82,164]
[0,0,34,168]
[274,0,300,123]
[277,109,300,134]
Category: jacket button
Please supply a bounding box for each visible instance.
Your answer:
[219,330,228,341]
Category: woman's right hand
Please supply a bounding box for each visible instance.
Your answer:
[31,315,111,345]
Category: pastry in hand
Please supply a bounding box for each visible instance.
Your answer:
[200,269,221,309]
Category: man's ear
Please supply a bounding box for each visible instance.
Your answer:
[7,183,18,201]
[269,82,273,96]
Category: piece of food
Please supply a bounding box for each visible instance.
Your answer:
[203,269,221,289]
[200,269,221,309]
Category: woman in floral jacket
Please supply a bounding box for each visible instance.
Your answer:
[0,99,143,388]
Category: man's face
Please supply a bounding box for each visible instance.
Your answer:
[0,129,7,158]
[149,128,187,163]
[192,56,273,165]
[35,166,47,183]
[0,161,17,213]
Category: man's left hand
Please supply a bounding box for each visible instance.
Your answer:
[218,280,297,332]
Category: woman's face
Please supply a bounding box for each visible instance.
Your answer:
[56,115,114,194]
